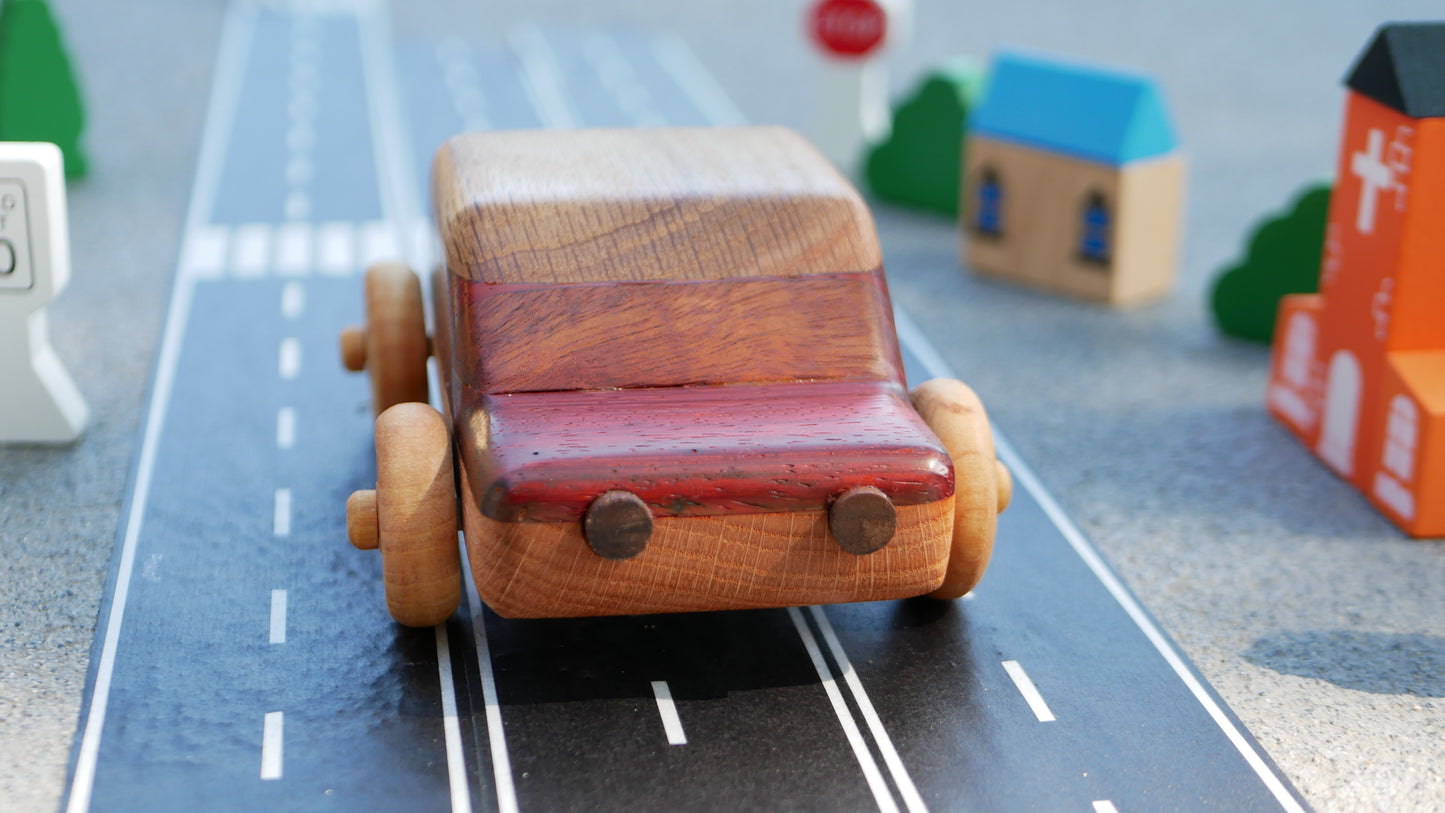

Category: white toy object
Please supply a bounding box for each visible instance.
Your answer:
[806,0,912,169]
[0,142,87,443]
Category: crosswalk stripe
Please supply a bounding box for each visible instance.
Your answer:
[181,225,229,279]
[231,223,272,278]
[359,220,399,269]
[275,222,313,276]
[317,221,356,275]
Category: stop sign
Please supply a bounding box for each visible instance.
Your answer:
[810,0,887,59]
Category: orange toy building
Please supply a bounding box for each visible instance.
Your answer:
[1267,22,1445,537]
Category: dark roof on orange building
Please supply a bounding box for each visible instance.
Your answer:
[1345,22,1445,119]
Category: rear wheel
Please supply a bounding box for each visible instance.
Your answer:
[348,402,460,627]
[910,378,1009,599]
[339,262,429,416]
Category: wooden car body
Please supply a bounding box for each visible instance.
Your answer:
[348,126,1005,624]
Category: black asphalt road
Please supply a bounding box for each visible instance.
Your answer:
[63,2,1310,811]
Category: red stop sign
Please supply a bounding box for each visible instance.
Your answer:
[810,0,887,59]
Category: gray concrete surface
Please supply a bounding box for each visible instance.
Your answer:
[2,1,1442,811]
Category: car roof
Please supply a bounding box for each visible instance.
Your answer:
[431,126,883,284]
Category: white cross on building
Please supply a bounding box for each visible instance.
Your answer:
[1351,128,1394,234]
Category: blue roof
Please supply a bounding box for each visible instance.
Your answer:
[971,50,1178,166]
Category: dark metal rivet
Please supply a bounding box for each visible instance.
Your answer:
[584,490,653,560]
[829,486,896,555]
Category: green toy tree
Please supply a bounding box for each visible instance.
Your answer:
[0,0,88,178]
[864,59,985,216]
[1210,182,1331,343]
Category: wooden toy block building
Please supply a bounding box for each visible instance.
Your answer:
[961,51,1185,305]
[1267,22,1445,537]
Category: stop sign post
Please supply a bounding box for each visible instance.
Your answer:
[806,0,911,168]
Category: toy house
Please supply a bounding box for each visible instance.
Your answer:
[1267,22,1445,537]
[960,51,1185,305]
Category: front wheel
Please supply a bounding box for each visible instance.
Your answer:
[348,402,460,627]
[910,378,1009,600]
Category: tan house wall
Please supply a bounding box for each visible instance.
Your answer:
[960,135,1184,306]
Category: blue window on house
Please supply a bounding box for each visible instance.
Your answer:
[974,168,1003,238]
[1078,191,1111,266]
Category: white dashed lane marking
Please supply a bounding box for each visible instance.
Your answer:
[1002,660,1056,723]
[584,33,664,127]
[507,22,577,129]
[437,37,491,131]
[269,589,287,644]
[260,711,284,780]
[650,681,687,746]
[1094,801,1120,813]
[278,338,302,380]
[280,281,305,319]
[273,488,292,538]
[276,408,296,450]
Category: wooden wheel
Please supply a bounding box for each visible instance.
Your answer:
[347,403,460,627]
[339,262,430,416]
[910,378,1009,600]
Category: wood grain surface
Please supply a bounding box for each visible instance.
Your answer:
[910,379,1001,599]
[459,458,953,618]
[344,263,430,414]
[448,270,903,394]
[456,380,953,522]
[374,403,461,627]
[431,127,882,284]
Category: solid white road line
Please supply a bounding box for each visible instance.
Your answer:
[269,589,287,644]
[357,0,422,268]
[1093,801,1120,813]
[652,34,747,127]
[273,489,292,538]
[508,23,578,129]
[809,606,928,813]
[460,541,520,813]
[65,6,256,811]
[788,607,900,813]
[181,225,229,279]
[232,223,272,277]
[650,681,687,746]
[1002,660,1056,723]
[278,338,302,379]
[280,281,305,318]
[890,309,1312,808]
[892,308,1308,813]
[360,9,480,812]
[276,407,296,450]
[411,219,437,273]
[436,624,474,813]
[260,711,284,780]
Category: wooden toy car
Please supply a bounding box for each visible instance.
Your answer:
[340,126,1011,626]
